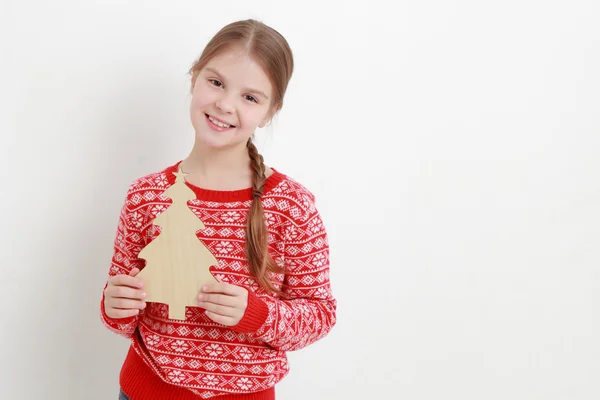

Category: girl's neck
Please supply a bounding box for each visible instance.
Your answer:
[180,141,253,191]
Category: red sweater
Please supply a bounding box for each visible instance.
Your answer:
[100,161,336,399]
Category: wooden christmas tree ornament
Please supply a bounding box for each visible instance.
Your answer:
[136,166,218,320]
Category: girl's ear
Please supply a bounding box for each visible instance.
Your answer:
[190,71,200,95]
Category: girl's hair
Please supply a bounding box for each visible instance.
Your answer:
[188,19,294,295]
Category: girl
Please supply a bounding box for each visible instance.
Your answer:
[100,19,337,400]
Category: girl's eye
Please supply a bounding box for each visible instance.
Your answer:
[245,95,258,103]
[210,79,223,88]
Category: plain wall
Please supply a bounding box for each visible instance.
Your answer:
[2,0,599,399]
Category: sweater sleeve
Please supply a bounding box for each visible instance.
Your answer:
[99,184,146,338]
[232,192,337,352]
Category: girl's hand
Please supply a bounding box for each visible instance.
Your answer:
[198,283,248,326]
[104,268,147,318]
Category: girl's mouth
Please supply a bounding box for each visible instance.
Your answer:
[206,114,235,131]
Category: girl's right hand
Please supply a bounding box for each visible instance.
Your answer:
[103,268,147,319]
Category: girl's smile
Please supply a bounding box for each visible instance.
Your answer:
[205,113,236,131]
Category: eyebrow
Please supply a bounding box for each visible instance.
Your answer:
[205,67,269,100]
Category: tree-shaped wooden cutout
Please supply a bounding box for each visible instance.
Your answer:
[136,167,218,320]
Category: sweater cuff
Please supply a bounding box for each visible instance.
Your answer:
[231,290,269,334]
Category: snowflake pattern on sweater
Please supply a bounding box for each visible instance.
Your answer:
[100,161,336,398]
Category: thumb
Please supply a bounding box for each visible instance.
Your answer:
[129,268,141,277]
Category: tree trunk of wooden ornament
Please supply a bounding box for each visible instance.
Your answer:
[136,167,218,320]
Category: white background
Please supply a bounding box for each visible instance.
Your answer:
[2,0,599,399]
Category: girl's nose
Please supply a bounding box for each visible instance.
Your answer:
[216,97,234,113]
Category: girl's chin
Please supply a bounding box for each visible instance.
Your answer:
[193,131,252,150]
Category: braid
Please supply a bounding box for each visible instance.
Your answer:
[246,139,283,294]
[247,140,266,199]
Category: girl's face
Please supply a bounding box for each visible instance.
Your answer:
[190,48,275,152]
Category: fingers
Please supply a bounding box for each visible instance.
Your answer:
[204,311,237,326]
[107,297,147,311]
[109,273,143,289]
[105,284,146,301]
[199,301,236,318]
[198,292,238,307]
[201,282,243,296]
[198,285,248,326]
[104,294,145,319]
[104,270,147,319]
[106,307,141,319]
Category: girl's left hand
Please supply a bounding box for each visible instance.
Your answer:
[198,283,248,326]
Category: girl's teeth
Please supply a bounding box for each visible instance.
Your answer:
[209,116,231,128]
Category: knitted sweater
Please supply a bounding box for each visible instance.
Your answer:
[100,161,336,399]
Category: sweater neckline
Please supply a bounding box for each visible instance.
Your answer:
[164,160,285,202]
